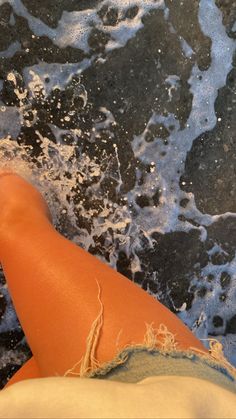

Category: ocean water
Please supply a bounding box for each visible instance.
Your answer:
[0,0,235,386]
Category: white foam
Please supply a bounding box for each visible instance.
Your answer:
[180,37,194,58]
[128,0,235,236]
[9,0,164,52]
[179,254,236,353]
[0,41,21,58]
[23,60,91,98]
[0,107,21,139]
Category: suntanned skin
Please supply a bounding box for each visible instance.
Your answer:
[1,169,234,418]
[0,170,207,384]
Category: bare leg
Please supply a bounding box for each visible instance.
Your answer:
[0,172,207,385]
[4,358,40,388]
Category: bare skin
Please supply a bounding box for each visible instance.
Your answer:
[0,170,207,383]
[2,170,234,418]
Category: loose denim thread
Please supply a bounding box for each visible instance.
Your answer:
[63,278,236,382]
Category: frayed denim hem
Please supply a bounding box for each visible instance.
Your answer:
[63,281,236,394]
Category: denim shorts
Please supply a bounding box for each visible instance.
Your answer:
[87,346,236,394]
[64,319,236,395]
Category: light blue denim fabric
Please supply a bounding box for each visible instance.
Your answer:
[88,347,236,394]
